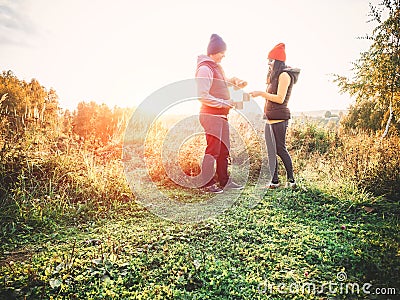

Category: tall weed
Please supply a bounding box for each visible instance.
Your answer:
[0,135,131,246]
[334,133,400,199]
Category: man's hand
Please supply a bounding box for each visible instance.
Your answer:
[236,79,247,89]
[230,77,248,89]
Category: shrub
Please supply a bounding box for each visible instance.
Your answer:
[333,133,400,199]
[287,121,400,200]
[288,121,341,156]
[0,135,131,246]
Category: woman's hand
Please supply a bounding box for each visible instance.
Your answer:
[249,91,264,98]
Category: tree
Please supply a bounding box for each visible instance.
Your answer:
[72,101,127,146]
[0,70,60,134]
[341,99,387,132]
[335,0,400,137]
[325,111,332,118]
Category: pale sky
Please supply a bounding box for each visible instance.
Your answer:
[0,0,378,113]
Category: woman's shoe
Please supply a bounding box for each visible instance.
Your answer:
[266,182,280,189]
[285,181,297,189]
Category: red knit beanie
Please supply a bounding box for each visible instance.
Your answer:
[268,43,286,62]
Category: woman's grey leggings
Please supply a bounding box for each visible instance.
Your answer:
[265,120,294,183]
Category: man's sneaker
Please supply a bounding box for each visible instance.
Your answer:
[204,184,223,194]
[224,181,244,190]
[285,181,297,189]
[266,182,280,189]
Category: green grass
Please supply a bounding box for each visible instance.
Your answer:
[1,72,399,299]
[1,182,399,299]
[1,121,399,299]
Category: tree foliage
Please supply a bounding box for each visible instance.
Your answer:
[0,70,133,152]
[72,101,131,146]
[335,0,400,135]
[341,99,390,132]
[0,70,60,136]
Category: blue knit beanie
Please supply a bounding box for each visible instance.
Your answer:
[207,34,227,56]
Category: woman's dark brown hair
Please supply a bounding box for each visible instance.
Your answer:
[267,60,286,93]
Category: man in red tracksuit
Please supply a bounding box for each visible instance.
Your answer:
[195,34,246,193]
